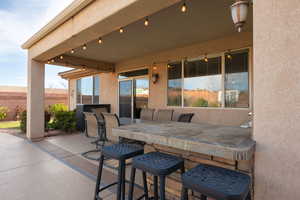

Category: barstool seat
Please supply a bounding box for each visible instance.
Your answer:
[128,152,184,200]
[94,143,144,200]
[132,151,184,175]
[102,143,144,160]
[181,164,251,200]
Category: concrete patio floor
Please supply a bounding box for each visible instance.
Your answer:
[0,132,143,200]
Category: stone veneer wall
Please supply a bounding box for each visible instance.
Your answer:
[144,144,254,200]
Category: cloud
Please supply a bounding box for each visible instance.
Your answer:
[0,0,74,88]
[0,0,74,55]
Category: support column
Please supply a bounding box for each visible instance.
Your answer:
[253,0,300,199]
[27,58,45,140]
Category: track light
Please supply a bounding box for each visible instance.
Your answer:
[144,17,149,26]
[181,1,187,13]
[71,49,75,54]
[119,27,124,33]
[98,37,103,44]
[82,44,87,50]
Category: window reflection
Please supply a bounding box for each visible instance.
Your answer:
[76,75,100,104]
[167,62,182,106]
[225,50,249,108]
[93,76,100,104]
[184,57,222,107]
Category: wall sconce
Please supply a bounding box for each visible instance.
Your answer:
[152,73,159,84]
[230,0,249,32]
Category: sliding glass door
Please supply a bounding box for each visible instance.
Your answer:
[119,80,133,119]
[119,77,149,120]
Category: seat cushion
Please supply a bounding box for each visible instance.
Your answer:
[132,152,184,176]
[182,164,251,200]
[102,143,144,160]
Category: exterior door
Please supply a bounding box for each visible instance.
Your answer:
[133,78,149,119]
[119,80,133,119]
[119,77,149,120]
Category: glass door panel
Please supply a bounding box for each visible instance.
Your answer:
[134,78,149,119]
[119,80,132,119]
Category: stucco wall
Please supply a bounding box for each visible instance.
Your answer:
[0,87,68,121]
[253,0,300,199]
[93,32,252,126]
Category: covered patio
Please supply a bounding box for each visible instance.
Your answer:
[21,0,300,199]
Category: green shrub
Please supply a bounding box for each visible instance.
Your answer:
[51,111,76,132]
[20,110,52,133]
[49,104,68,117]
[20,111,27,133]
[0,106,9,121]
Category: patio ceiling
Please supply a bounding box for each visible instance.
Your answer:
[31,0,253,70]
[62,0,252,64]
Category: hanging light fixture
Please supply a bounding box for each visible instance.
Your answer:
[226,50,232,59]
[204,54,208,62]
[119,27,124,33]
[181,1,187,13]
[70,49,75,54]
[82,44,87,50]
[144,17,149,26]
[230,0,249,32]
[98,37,103,44]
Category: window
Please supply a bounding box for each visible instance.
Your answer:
[184,57,222,107]
[167,62,182,106]
[225,50,249,108]
[167,49,250,108]
[93,76,100,104]
[76,75,100,104]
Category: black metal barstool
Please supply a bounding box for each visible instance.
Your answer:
[128,152,185,200]
[181,164,251,200]
[94,143,144,200]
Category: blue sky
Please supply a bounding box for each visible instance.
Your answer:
[0,0,74,88]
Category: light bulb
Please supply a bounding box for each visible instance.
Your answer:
[181,2,187,13]
[51,59,55,63]
[82,44,87,50]
[119,27,124,33]
[47,60,50,64]
[144,18,149,26]
[227,54,232,59]
[71,49,75,54]
[60,55,63,59]
[98,38,102,44]
[204,55,208,62]
[153,66,157,70]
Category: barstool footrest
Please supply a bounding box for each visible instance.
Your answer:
[99,181,118,192]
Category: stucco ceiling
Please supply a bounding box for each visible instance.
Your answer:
[65,0,253,63]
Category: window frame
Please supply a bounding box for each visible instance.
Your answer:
[166,47,252,110]
[76,75,100,105]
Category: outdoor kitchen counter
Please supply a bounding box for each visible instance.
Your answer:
[112,121,255,161]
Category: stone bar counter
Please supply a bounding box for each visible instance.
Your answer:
[112,121,256,199]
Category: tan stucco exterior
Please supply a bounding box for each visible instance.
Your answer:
[22,0,300,199]
[67,32,252,126]
[253,0,300,199]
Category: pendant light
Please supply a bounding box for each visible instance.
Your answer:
[98,37,103,44]
[144,17,149,26]
[181,1,187,13]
